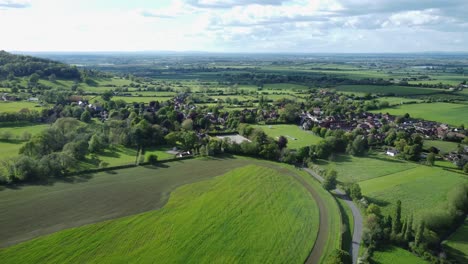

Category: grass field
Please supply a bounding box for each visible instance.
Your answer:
[319,153,417,183]
[335,85,440,96]
[0,141,23,160]
[359,165,467,217]
[0,158,320,263]
[263,83,308,90]
[442,218,468,263]
[377,97,422,105]
[372,246,427,264]
[423,140,462,154]
[0,101,47,112]
[252,124,323,149]
[318,152,467,218]
[113,96,173,103]
[371,102,468,126]
[0,124,49,137]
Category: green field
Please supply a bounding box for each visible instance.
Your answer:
[359,165,467,217]
[377,97,422,105]
[371,102,468,126]
[0,101,47,112]
[252,124,323,149]
[372,246,427,264]
[0,141,23,160]
[443,218,468,263]
[263,83,309,90]
[112,96,173,103]
[319,153,417,183]
[0,124,50,137]
[423,140,463,154]
[335,85,440,96]
[0,158,320,263]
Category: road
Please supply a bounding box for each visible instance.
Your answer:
[303,168,363,264]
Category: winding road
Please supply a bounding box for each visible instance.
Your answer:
[303,168,363,264]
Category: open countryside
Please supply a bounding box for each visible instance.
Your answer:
[1,1,468,263]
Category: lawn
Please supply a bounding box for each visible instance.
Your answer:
[0,124,50,138]
[442,218,468,263]
[359,165,467,217]
[0,159,319,264]
[335,85,440,96]
[371,102,468,126]
[0,141,24,160]
[372,246,427,264]
[252,124,323,149]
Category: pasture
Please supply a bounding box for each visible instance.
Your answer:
[371,102,468,126]
[372,246,427,264]
[335,85,440,96]
[377,97,422,105]
[112,96,173,103]
[423,140,462,154]
[252,124,323,149]
[359,165,467,217]
[443,218,468,263]
[0,158,321,263]
[0,101,46,112]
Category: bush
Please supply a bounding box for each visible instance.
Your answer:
[99,161,109,168]
[147,154,158,165]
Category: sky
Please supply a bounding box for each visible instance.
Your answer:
[0,0,467,53]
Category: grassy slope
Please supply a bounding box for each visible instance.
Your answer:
[0,101,47,112]
[372,246,427,264]
[252,124,323,149]
[443,218,468,263]
[359,165,467,217]
[423,140,463,154]
[0,163,319,264]
[371,102,468,126]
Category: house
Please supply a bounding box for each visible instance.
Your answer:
[386,148,399,157]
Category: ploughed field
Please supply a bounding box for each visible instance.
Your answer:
[0,157,328,263]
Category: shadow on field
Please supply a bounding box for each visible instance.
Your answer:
[1,174,95,191]
[366,197,390,207]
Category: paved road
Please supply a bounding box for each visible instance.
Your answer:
[303,168,363,264]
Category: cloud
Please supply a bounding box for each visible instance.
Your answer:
[0,0,30,8]
[184,0,287,9]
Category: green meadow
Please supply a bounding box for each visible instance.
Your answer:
[335,85,440,96]
[372,246,427,264]
[0,161,319,264]
[252,124,323,149]
[443,218,468,263]
[371,102,468,126]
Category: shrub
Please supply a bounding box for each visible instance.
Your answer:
[147,154,158,165]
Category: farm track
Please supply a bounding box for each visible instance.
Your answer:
[290,172,329,264]
[303,168,363,264]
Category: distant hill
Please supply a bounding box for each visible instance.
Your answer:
[0,51,81,80]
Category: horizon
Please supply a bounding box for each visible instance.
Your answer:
[1,0,467,53]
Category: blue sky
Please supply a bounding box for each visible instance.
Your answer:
[0,0,467,52]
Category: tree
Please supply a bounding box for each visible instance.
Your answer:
[349,136,367,156]
[392,200,402,236]
[88,134,103,153]
[48,73,57,82]
[323,169,338,190]
[366,204,381,217]
[350,183,362,200]
[181,119,193,131]
[278,136,288,150]
[325,249,352,264]
[414,221,425,247]
[147,154,158,165]
[426,152,436,166]
[280,103,300,123]
[101,90,114,101]
[29,73,40,84]
[80,110,91,123]
[464,163,468,173]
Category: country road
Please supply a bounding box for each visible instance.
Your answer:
[303,168,363,264]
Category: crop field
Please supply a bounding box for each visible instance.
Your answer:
[359,165,467,217]
[372,246,427,264]
[371,102,468,126]
[442,218,468,263]
[335,85,440,96]
[252,124,323,149]
[0,101,47,112]
[0,158,323,263]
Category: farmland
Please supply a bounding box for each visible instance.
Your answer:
[423,140,462,154]
[252,124,323,149]
[319,152,467,218]
[335,85,440,96]
[371,102,468,126]
[0,101,47,112]
[0,158,325,263]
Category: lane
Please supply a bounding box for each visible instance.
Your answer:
[303,168,363,264]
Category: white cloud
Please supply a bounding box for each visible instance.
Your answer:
[0,0,467,52]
